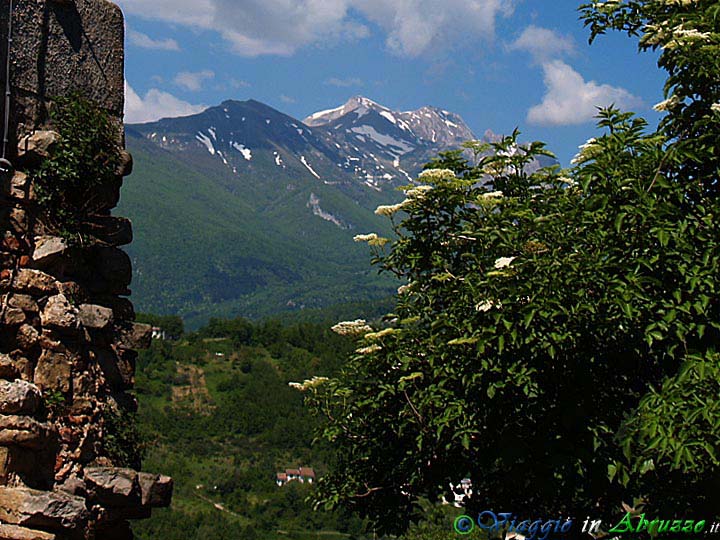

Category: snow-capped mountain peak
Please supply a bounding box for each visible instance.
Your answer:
[131,97,488,195]
[302,96,478,189]
[304,95,392,127]
[305,96,475,148]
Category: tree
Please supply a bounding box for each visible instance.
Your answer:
[305,1,720,533]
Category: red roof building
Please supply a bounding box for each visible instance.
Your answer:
[276,467,316,486]
[299,467,315,479]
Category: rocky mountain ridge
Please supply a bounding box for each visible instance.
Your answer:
[130,96,482,193]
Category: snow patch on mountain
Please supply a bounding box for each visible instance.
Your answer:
[231,142,252,161]
[305,104,345,124]
[300,156,321,179]
[349,126,414,154]
[195,132,215,155]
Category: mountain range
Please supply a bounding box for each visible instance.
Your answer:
[117,96,535,327]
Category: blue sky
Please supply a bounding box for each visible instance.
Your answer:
[118,0,666,165]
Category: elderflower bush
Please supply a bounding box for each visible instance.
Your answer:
[306,1,720,533]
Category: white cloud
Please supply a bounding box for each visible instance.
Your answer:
[127,29,180,51]
[280,94,297,104]
[508,25,575,63]
[230,78,251,89]
[174,70,215,91]
[325,77,364,87]
[527,60,644,126]
[356,0,514,57]
[115,0,514,58]
[116,0,214,27]
[125,81,206,123]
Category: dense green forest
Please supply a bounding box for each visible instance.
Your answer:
[130,316,353,540]
[131,315,445,540]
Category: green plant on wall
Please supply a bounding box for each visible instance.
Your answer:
[101,405,146,470]
[32,93,122,242]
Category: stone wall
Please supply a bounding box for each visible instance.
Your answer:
[0,1,172,539]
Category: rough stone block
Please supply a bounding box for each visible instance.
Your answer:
[11,270,58,295]
[1,0,125,131]
[55,282,88,306]
[83,467,140,507]
[94,349,133,390]
[15,324,40,351]
[117,150,133,177]
[0,446,43,488]
[11,355,35,383]
[0,416,54,450]
[0,524,56,540]
[0,171,32,201]
[8,294,39,313]
[40,295,79,331]
[0,354,20,380]
[0,486,88,531]
[77,304,113,329]
[0,380,42,415]
[82,216,133,247]
[137,472,173,507]
[1,307,26,326]
[16,131,59,166]
[91,296,134,322]
[32,237,68,267]
[92,247,132,291]
[6,209,28,235]
[34,350,72,394]
[116,323,152,350]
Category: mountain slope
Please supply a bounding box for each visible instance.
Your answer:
[120,103,402,327]
[118,97,514,326]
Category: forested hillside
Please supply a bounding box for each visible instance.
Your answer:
[131,317,370,540]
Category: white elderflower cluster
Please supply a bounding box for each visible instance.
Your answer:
[557,177,576,186]
[482,161,510,177]
[364,328,397,341]
[418,168,456,182]
[475,300,495,313]
[354,233,378,243]
[481,191,504,199]
[672,28,711,40]
[494,256,516,269]
[375,200,410,216]
[661,25,712,50]
[654,95,681,112]
[571,138,601,165]
[405,185,433,199]
[711,103,720,113]
[397,283,412,295]
[288,376,329,391]
[331,319,373,336]
[663,0,696,6]
[356,344,383,355]
[662,27,712,50]
[353,233,390,247]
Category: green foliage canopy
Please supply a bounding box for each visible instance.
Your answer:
[307,0,720,532]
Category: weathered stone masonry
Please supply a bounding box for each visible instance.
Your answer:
[0,1,172,539]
